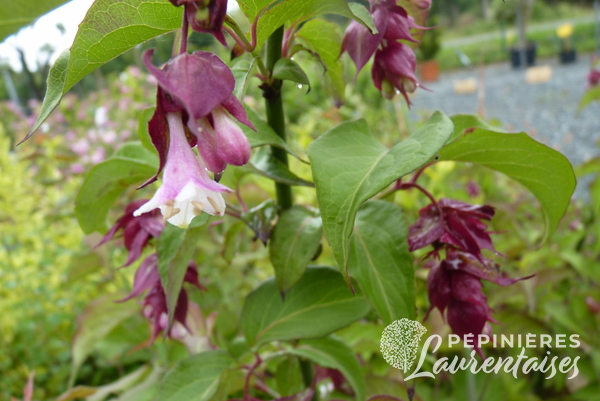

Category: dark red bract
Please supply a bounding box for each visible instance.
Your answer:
[97,199,164,266]
[408,198,497,263]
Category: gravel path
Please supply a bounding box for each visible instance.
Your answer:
[410,54,600,170]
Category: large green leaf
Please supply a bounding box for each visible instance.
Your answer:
[28,0,182,139]
[0,0,70,42]
[156,351,232,401]
[75,143,158,234]
[348,200,414,324]
[70,295,140,386]
[20,49,70,143]
[269,205,322,293]
[306,112,453,281]
[439,128,576,241]
[447,114,505,143]
[65,0,181,91]
[296,19,345,105]
[241,266,370,348]
[157,214,208,328]
[283,336,366,401]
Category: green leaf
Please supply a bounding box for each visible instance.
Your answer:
[349,200,414,324]
[0,0,70,42]
[249,147,313,187]
[439,128,576,241]
[270,206,323,293]
[447,114,505,143]
[241,199,278,244]
[62,252,104,287]
[253,0,376,49]
[113,141,159,164]
[283,336,366,401]
[578,86,600,112]
[75,155,157,234]
[70,295,140,386]
[138,107,158,154]
[296,19,345,105]
[232,58,257,99]
[65,0,181,92]
[275,357,305,397]
[236,0,272,22]
[272,58,310,92]
[306,112,453,281]
[157,215,208,328]
[241,106,303,160]
[241,266,370,348]
[347,2,378,35]
[156,351,232,401]
[23,49,70,143]
[29,0,182,138]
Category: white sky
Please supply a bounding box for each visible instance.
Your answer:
[0,0,239,72]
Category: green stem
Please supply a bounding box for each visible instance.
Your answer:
[264,26,293,210]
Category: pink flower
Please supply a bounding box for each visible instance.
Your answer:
[134,112,230,227]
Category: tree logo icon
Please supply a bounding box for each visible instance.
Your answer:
[380,318,428,373]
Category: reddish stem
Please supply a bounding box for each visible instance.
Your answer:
[410,162,434,184]
[180,6,189,54]
[399,182,439,209]
[244,354,262,401]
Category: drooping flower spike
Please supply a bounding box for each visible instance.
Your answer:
[118,253,205,343]
[409,198,533,355]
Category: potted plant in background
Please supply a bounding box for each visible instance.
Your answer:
[557,23,576,64]
[494,0,537,68]
[418,15,441,82]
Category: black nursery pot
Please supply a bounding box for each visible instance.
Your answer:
[510,43,537,68]
[559,49,577,64]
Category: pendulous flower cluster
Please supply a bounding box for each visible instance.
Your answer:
[342,0,431,104]
[408,198,532,356]
[134,49,254,228]
[101,201,204,343]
